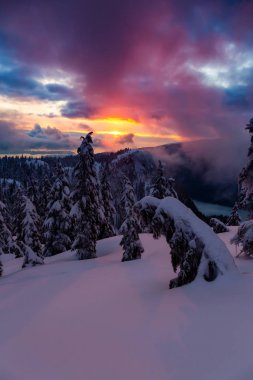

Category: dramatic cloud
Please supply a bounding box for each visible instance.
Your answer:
[0,121,77,154]
[0,0,252,161]
[61,101,97,118]
[0,64,76,101]
[29,124,69,139]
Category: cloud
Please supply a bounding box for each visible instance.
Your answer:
[28,124,44,138]
[0,121,78,154]
[61,101,97,118]
[116,133,135,145]
[0,0,252,164]
[28,124,69,140]
[0,65,76,101]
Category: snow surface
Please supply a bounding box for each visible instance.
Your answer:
[0,230,253,380]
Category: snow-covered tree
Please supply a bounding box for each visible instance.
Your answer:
[135,196,237,288]
[99,164,116,239]
[44,161,72,256]
[71,132,101,260]
[231,220,253,257]
[27,176,40,211]
[238,118,253,218]
[120,176,144,261]
[0,200,22,258]
[150,160,177,199]
[210,218,229,233]
[38,175,52,219]
[15,192,44,266]
[227,203,241,226]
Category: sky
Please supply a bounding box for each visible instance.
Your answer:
[0,0,253,156]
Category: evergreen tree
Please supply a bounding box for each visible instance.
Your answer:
[0,200,22,258]
[15,192,44,266]
[231,220,253,257]
[150,160,178,199]
[38,175,52,219]
[136,196,237,288]
[44,161,72,256]
[27,176,40,211]
[238,118,253,218]
[227,203,241,226]
[120,176,144,261]
[99,164,116,239]
[71,132,101,260]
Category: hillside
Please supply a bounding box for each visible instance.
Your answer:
[0,230,253,380]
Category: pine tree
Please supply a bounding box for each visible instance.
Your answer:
[136,196,237,288]
[120,176,144,261]
[99,164,116,239]
[227,203,241,226]
[0,200,22,258]
[231,220,253,257]
[15,192,44,266]
[238,118,253,218]
[44,161,72,256]
[38,175,52,220]
[150,160,177,199]
[71,132,101,260]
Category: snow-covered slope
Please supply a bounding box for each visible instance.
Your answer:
[0,231,253,380]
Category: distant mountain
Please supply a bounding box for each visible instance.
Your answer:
[95,140,239,206]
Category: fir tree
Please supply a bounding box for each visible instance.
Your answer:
[227,203,241,226]
[238,118,253,218]
[231,220,253,257]
[71,132,101,260]
[0,200,22,258]
[136,196,236,288]
[120,176,144,261]
[15,192,44,266]
[44,161,72,256]
[38,175,52,219]
[150,160,177,199]
[99,164,116,239]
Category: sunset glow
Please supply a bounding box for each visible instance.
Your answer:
[0,1,252,155]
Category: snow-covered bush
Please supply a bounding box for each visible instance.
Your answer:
[21,242,44,268]
[210,218,229,233]
[135,196,237,288]
[231,220,253,257]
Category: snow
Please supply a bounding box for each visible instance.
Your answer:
[0,230,253,380]
[137,196,237,280]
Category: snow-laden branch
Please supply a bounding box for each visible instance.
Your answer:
[135,196,237,288]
